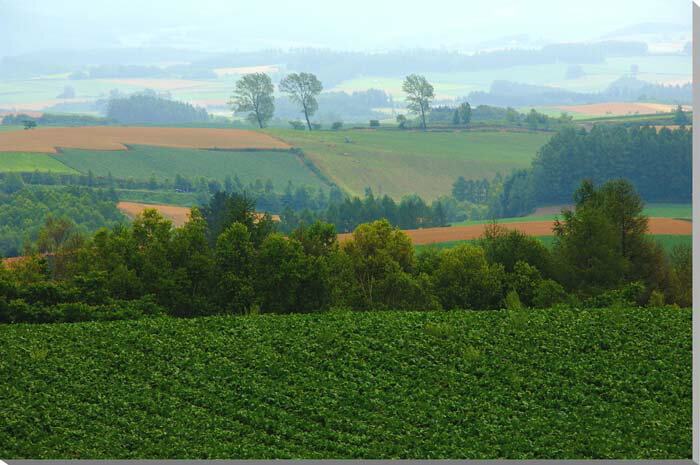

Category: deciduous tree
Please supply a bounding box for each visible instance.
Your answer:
[229,73,275,128]
[402,74,434,130]
[279,73,323,130]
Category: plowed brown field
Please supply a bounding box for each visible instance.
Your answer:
[0,127,291,153]
[337,218,692,245]
[118,202,192,227]
[117,202,280,227]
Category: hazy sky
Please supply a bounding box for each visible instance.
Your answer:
[0,0,691,56]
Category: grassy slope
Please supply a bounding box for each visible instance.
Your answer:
[53,145,327,190]
[0,307,691,459]
[415,234,691,254]
[0,152,78,173]
[451,203,692,227]
[267,129,551,200]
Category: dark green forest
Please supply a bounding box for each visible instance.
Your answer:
[0,183,125,258]
[106,94,210,124]
[484,125,691,217]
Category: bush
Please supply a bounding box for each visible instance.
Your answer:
[480,224,552,276]
[668,243,692,307]
[503,289,523,310]
[647,290,665,307]
[583,281,646,308]
[532,279,568,308]
[0,295,166,324]
[331,121,343,130]
[506,260,542,307]
[289,120,305,130]
[369,119,380,127]
[431,243,505,310]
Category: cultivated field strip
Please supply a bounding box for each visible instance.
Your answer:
[0,127,292,153]
[337,217,692,245]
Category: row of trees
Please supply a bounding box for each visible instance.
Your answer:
[231,71,447,131]
[1,113,112,126]
[0,179,690,325]
[279,191,449,234]
[106,94,209,124]
[230,72,324,130]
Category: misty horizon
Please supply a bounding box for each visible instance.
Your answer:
[0,0,691,59]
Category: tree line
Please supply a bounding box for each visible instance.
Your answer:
[278,191,449,234]
[106,93,210,124]
[0,179,691,325]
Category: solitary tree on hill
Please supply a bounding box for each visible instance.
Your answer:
[279,73,323,131]
[402,74,434,131]
[673,105,689,125]
[229,73,275,129]
[459,102,472,125]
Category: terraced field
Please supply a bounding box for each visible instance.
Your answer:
[0,307,691,459]
[268,129,552,200]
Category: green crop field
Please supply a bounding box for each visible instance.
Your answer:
[0,152,78,173]
[267,129,551,200]
[415,234,691,254]
[0,126,24,132]
[450,203,692,227]
[643,203,692,220]
[52,145,328,191]
[0,307,690,459]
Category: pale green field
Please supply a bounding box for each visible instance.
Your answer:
[0,152,78,173]
[451,203,692,227]
[415,234,691,254]
[267,129,552,200]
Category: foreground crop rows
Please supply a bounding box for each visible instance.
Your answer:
[0,307,691,459]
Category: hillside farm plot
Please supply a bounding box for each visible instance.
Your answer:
[268,129,551,200]
[450,203,693,227]
[117,202,192,227]
[54,145,327,190]
[642,203,692,220]
[415,234,692,254]
[0,307,691,459]
[0,126,291,153]
[118,202,281,227]
[339,218,692,245]
[0,152,78,173]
